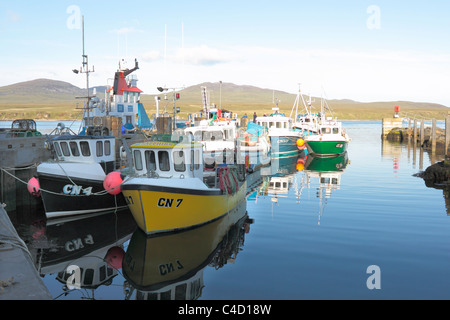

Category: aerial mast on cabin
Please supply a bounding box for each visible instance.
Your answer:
[73,16,95,127]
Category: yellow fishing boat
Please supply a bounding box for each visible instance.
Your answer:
[121,140,247,235]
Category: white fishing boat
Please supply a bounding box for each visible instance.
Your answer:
[183,123,237,167]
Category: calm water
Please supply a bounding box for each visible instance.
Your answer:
[6,121,450,300]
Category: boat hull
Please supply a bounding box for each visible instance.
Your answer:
[270,136,301,158]
[306,139,348,156]
[121,180,247,235]
[37,172,128,219]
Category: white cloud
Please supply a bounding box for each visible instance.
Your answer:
[140,50,161,62]
[112,27,143,35]
[173,45,237,66]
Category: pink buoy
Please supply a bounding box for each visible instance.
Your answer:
[104,246,125,269]
[103,171,123,195]
[27,177,41,197]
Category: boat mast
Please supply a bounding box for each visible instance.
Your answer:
[74,16,95,128]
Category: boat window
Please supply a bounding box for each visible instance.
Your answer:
[84,269,94,286]
[99,265,106,282]
[276,122,281,128]
[175,284,187,300]
[96,141,103,156]
[333,127,339,134]
[134,150,143,171]
[54,142,62,157]
[160,291,171,300]
[104,140,111,156]
[173,150,186,172]
[69,142,80,156]
[205,130,223,141]
[158,151,170,171]
[321,127,331,134]
[80,141,90,156]
[145,150,156,171]
[191,278,202,298]
[60,142,70,157]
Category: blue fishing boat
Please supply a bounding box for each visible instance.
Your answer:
[255,108,303,158]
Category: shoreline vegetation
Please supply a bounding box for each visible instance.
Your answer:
[1,79,448,121]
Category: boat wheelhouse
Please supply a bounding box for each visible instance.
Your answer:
[37,135,128,218]
[255,108,303,158]
[121,141,246,235]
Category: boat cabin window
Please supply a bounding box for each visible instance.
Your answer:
[321,127,331,134]
[104,140,111,156]
[69,142,80,157]
[333,127,339,134]
[204,130,223,141]
[134,150,143,171]
[145,150,156,171]
[173,150,186,172]
[54,142,62,157]
[60,142,70,157]
[80,141,90,156]
[97,141,103,156]
[158,151,170,171]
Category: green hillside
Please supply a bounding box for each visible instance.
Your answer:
[0,79,448,121]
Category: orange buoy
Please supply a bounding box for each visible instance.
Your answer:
[27,177,41,197]
[103,171,123,195]
[296,138,305,150]
[296,158,305,171]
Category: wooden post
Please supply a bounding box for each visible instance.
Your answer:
[408,118,412,136]
[420,119,425,147]
[431,118,436,155]
[446,113,450,155]
[413,119,417,144]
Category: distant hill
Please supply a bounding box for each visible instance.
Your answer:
[0,78,107,104]
[0,79,448,120]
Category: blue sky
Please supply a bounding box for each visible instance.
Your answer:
[1,0,450,106]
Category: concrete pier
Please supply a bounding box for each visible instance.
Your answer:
[0,205,52,300]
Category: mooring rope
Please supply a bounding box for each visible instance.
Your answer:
[0,167,129,197]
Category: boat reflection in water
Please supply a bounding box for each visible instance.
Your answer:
[19,207,137,299]
[122,199,252,300]
[256,155,303,205]
[303,152,349,224]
